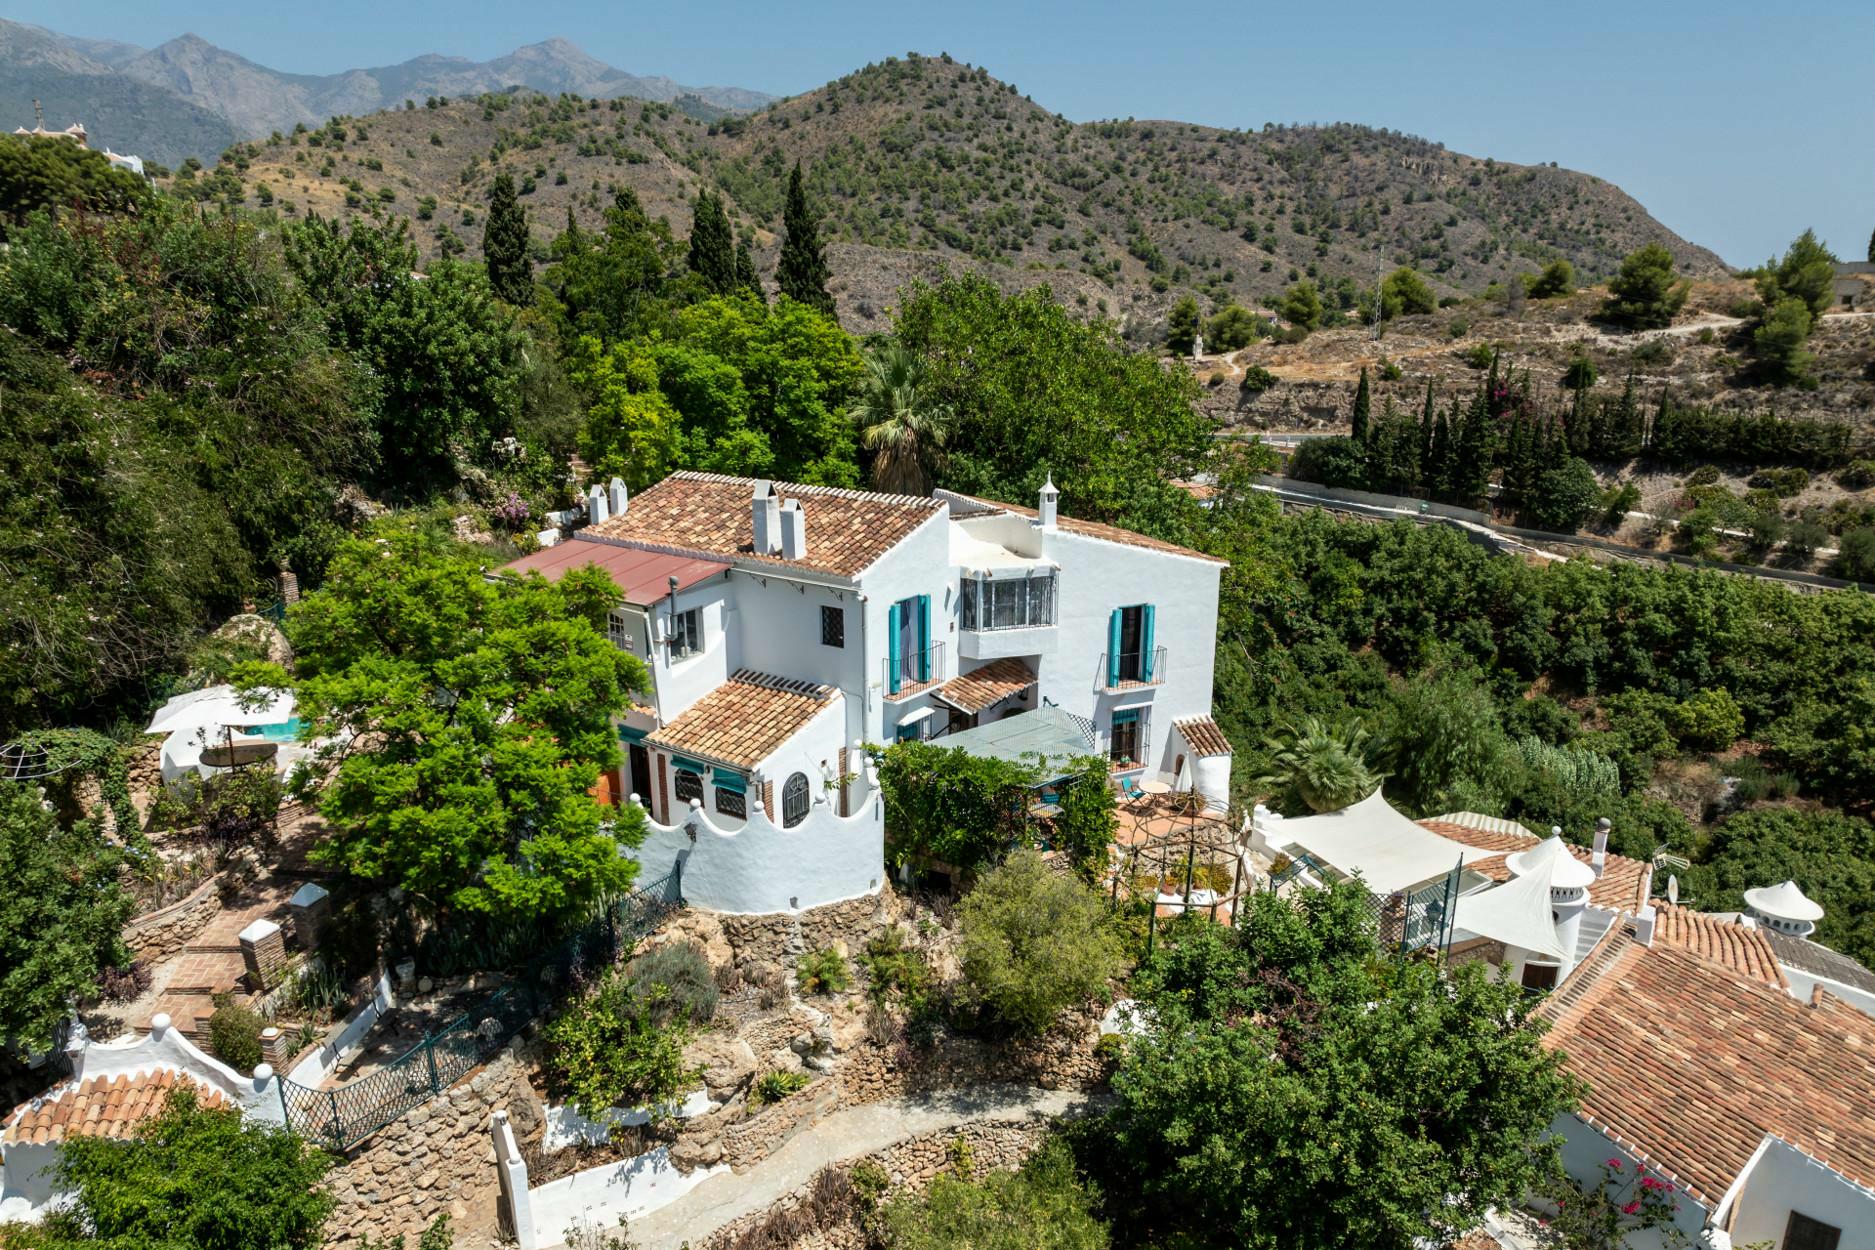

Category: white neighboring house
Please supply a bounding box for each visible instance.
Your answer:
[1,1016,281,1223]
[503,471,1234,915]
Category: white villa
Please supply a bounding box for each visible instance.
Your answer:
[503,471,1233,915]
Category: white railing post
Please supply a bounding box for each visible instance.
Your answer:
[491,1109,537,1249]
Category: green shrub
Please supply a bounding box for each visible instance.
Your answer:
[1239,365,1278,394]
[750,1069,811,1106]
[1668,688,1746,751]
[796,948,851,995]
[1684,465,1722,487]
[1287,436,1367,489]
[1747,466,1810,498]
[958,851,1122,1036]
[1527,258,1575,299]
[1837,460,1875,490]
[859,926,931,1008]
[627,941,718,1025]
[1446,319,1469,340]
[1460,342,1494,370]
[1376,355,1403,382]
[544,965,700,1121]
[881,1139,1107,1250]
[207,998,265,1071]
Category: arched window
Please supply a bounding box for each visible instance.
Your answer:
[782,773,811,828]
[673,768,703,805]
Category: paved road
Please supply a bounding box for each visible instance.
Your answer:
[619,1085,1102,1250]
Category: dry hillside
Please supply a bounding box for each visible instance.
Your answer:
[215,53,1725,339]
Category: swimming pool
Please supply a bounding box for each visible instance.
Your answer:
[241,718,305,743]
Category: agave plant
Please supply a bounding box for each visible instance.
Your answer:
[1257,716,1385,814]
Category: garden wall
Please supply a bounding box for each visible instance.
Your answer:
[123,877,221,963]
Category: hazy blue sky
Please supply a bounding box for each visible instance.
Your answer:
[20,0,1871,266]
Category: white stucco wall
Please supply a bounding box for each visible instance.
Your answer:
[855,512,958,744]
[1551,1114,1712,1250]
[1781,966,1875,1019]
[1726,1136,1875,1249]
[631,784,885,915]
[645,578,734,721]
[528,1145,725,1248]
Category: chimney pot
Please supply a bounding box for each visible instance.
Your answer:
[779,499,806,560]
[1591,817,1609,879]
[587,484,608,526]
[609,476,629,517]
[751,480,781,554]
[1038,474,1058,530]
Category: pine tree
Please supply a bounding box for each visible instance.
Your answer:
[482,173,532,305]
[777,162,834,315]
[686,190,737,294]
[1428,405,1454,500]
[734,237,761,298]
[1350,367,1371,444]
[1166,297,1200,355]
[1452,389,1493,503]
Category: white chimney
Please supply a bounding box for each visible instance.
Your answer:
[1038,474,1058,530]
[778,498,806,560]
[751,480,780,554]
[1591,817,1610,879]
[608,476,629,517]
[1743,880,1824,939]
[587,483,608,526]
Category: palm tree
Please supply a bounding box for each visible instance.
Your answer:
[851,342,953,496]
[1256,716,1385,814]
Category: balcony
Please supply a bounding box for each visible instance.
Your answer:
[883,642,946,701]
[958,573,1057,660]
[1095,646,1167,694]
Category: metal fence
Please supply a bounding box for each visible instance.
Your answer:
[278,871,682,1151]
[1262,853,1460,956]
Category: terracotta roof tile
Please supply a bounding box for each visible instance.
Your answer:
[1650,904,1788,989]
[934,658,1037,716]
[1538,931,1875,1203]
[645,670,835,771]
[1173,715,1232,757]
[587,472,942,578]
[940,491,1227,565]
[4,1071,228,1146]
[1419,816,1651,913]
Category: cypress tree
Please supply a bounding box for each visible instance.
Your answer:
[1453,389,1493,503]
[1868,225,1874,264]
[1417,380,1436,491]
[1428,405,1453,499]
[482,173,532,305]
[1350,367,1371,444]
[687,190,737,294]
[734,237,761,297]
[777,162,834,315]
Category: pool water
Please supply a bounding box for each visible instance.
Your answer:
[241,718,304,743]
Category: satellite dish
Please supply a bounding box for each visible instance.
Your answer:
[1667,874,1680,907]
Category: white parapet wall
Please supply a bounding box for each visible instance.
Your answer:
[629,784,885,915]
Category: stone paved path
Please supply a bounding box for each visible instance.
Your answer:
[617,1085,1102,1250]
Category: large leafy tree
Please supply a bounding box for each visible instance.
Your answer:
[1105,881,1578,1250]
[1756,228,1838,320]
[247,527,650,921]
[851,341,954,495]
[0,135,149,237]
[482,172,531,305]
[27,1087,335,1250]
[0,784,131,1050]
[1682,805,1875,968]
[542,188,681,343]
[776,162,833,315]
[1378,266,1437,319]
[891,276,1214,536]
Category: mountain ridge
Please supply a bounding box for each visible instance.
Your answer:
[0,20,776,163]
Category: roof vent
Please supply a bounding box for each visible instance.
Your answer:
[779,498,806,560]
[1743,880,1824,938]
[751,480,780,555]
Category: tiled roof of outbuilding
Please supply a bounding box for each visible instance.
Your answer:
[1537,929,1875,1204]
[587,472,942,578]
[644,670,835,771]
[1420,813,1652,913]
[1173,716,1232,757]
[4,1071,227,1147]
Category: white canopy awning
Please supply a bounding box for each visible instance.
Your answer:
[1272,788,1494,895]
[146,685,294,736]
[1452,869,1569,961]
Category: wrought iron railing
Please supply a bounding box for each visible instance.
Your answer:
[883,642,945,699]
[277,871,681,1151]
[1094,646,1168,692]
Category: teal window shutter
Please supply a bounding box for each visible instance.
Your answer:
[887,602,902,695]
[617,724,648,743]
[1107,609,1121,688]
[1112,707,1141,726]
[917,594,932,681]
[1141,604,1156,681]
[710,768,747,793]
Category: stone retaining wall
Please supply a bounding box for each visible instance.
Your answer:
[698,1118,1056,1250]
[123,876,222,963]
[718,1078,843,1169]
[322,1046,544,1250]
[838,1007,1111,1105]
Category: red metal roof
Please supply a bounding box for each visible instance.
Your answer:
[502,539,728,605]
